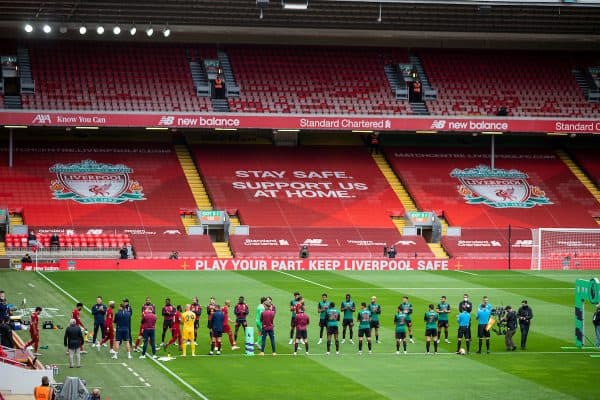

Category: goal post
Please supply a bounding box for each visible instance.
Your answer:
[531,228,600,270]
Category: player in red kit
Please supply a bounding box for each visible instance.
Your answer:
[165,305,183,351]
[293,305,310,355]
[160,298,176,347]
[222,300,239,350]
[25,306,42,354]
[72,302,87,353]
[190,297,202,344]
[134,297,155,352]
[233,296,249,342]
[101,301,116,351]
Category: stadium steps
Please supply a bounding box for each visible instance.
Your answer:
[174,145,213,210]
[438,216,449,236]
[9,213,23,226]
[230,215,241,227]
[0,242,6,256]
[217,50,240,97]
[372,153,417,235]
[556,150,600,204]
[212,242,233,259]
[427,242,449,259]
[596,218,600,226]
[181,214,199,234]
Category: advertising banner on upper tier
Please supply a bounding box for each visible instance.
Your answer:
[1,111,599,133]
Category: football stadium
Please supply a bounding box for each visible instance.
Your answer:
[0,1,599,399]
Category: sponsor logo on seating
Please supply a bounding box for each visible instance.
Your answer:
[512,240,533,248]
[243,239,286,246]
[49,159,145,204]
[457,240,502,247]
[302,238,328,247]
[86,229,104,235]
[163,229,182,235]
[451,165,551,208]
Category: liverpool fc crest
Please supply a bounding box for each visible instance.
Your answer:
[49,160,145,204]
[450,165,551,208]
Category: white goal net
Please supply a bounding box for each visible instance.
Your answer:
[531,228,600,270]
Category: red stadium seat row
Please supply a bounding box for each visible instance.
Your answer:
[5,233,131,249]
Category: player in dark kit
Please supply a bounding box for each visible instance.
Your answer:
[399,296,414,343]
[436,295,451,344]
[368,296,382,343]
[190,296,202,343]
[424,304,439,355]
[233,296,249,341]
[326,302,341,355]
[289,292,301,345]
[160,298,176,347]
[394,306,408,354]
[357,302,372,354]
[293,305,310,355]
[210,304,225,355]
[341,294,356,344]
[206,297,217,339]
[317,293,329,344]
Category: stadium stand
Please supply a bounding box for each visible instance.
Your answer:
[419,49,600,118]
[0,142,203,257]
[570,149,600,185]
[193,145,404,228]
[21,42,214,112]
[384,147,599,229]
[225,46,413,115]
[229,227,433,258]
[441,227,532,259]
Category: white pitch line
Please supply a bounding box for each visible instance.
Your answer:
[340,287,572,290]
[275,270,332,289]
[127,367,134,372]
[133,372,139,377]
[138,377,145,383]
[28,283,35,288]
[36,271,91,313]
[96,362,124,365]
[38,272,209,400]
[120,385,151,388]
[454,270,479,276]
[149,356,210,400]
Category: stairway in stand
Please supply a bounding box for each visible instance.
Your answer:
[174,145,233,258]
[556,150,600,205]
[427,243,448,259]
[0,242,5,257]
[372,153,417,234]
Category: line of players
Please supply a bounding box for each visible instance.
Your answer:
[79,292,505,359]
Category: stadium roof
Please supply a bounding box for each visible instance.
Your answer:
[0,1,599,48]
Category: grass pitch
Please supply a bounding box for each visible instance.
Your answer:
[4,269,599,400]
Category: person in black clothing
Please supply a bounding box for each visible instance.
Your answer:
[502,306,517,351]
[119,246,128,260]
[0,316,14,348]
[517,300,533,350]
[64,318,84,368]
[458,294,473,314]
[593,303,600,348]
[0,290,10,321]
[21,253,32,263]
[387,246,396,259]
[50,233,60,249]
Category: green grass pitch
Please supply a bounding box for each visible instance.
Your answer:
[3,269,600,400]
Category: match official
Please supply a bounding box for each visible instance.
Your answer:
[517,300,533,350]
[476,299,492,354]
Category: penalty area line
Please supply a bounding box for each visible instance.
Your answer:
[37,271,210,400]
[275,270,332,289]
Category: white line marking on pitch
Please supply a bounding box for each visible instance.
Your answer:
[120,385,151,388]
[275,270,332,289]
[28,283,35,288]
[340,287,572,290]
[454,270,479,276]
[133,372,139,377]
[38,273,199,396]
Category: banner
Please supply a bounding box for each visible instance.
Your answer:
[1,111,599,133]
[15,257,532,272]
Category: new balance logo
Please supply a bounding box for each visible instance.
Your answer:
[430,120,446,130]
[32,114,52,124]
[158,116,175,126]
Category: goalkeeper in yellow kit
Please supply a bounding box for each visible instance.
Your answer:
[181,304,197,357]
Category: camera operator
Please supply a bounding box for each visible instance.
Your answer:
[502,305,517,351]
[517,300,533,350]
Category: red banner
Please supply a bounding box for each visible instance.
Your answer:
[1,111,599,134]
[17,257,532,272]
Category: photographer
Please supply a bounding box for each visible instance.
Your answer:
[502,306,517,351]
[593,303,600,348]
[517,300,533,350]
